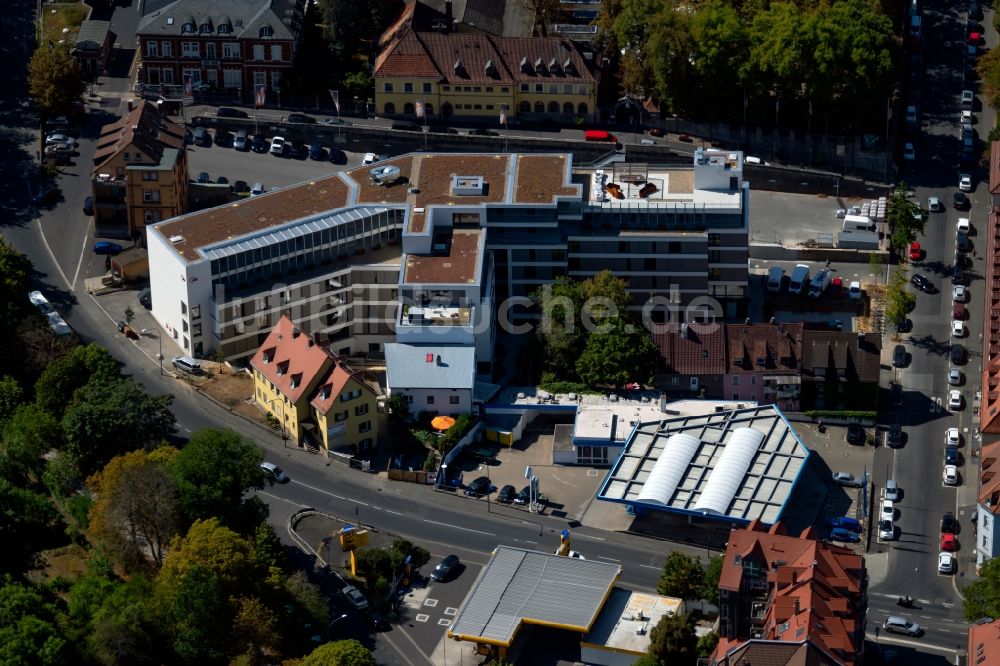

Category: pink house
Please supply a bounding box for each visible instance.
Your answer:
[724,323,803,410]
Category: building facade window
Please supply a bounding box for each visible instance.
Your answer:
[146,41,158,57]
[142,189,161,203]
[384,82,394,93]
[354,403,369,416]
[427,395,435,405]
[270,44,282,61]
[449,395,460,405]
[142,171,159,181]
[161,69,174,84]
[223,69,241,87]
[254,71,266,87]
[181,41,199,57]
[403,82,413,92]
[359,420,371,433]
[222,42,240,58]
[423,82,432,93]
[253,44,265,60]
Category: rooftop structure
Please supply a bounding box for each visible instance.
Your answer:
[980,140,1000,435]
[710,640,845,666]
[800,331,881,384]
[581,589,684,661]
[968,618,1000,666]
[597,405,810,524]
[714,520,866,666]
[448,546,621,655]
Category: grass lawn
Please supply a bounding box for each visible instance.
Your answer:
[40,2,89,47]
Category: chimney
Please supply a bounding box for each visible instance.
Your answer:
[659,393,667,412]
[745,317,751,326]
[769,316,775,324]
[445,0,453,33]
[857,333,865,348]
[437,354,443,365]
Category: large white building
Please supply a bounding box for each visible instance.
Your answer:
[146,149,751,373]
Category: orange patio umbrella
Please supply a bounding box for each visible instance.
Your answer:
[431,416,456,431]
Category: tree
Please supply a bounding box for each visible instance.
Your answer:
[1,404,61,484]
[656,551,705,600]
[66,569,155,665]
[34,344,120,419]
[28,45,85,121]
[0,242,33,379]
[700,555,724,606]
[887,184,925,250]
[696,630,719,659]
[963,556,1000,620]
[87,449,179,569]
[884,267,915,329]
[0,376,23,425]
[61,378,175,475]
[0,576,71,665]
[576,319,658,388]
[647,612,697,666]
[384,392,410,423]
[0,480,58,574]
[168,428,265,530]
[516,0,562,36]
[302,639,376,666]
[317,0,402,59]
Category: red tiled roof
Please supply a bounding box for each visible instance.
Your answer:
[982,207,1000,433]
[310,361,375,415]
[250,315,333,404]
[92,100,185,172]
[800,331,881,384]
[715,521,864,666]
[375,29,442,79]
[968,618,1000,666]
[990,141,1000,195]
[653,324,726,375]
[979,440,1000,510]
[725,323,803,375]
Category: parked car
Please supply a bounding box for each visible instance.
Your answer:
[887,424,903,448]
[288,113,316,124]
[269,136,287,155]
[32,183,58,206]
[829,527,860,543]
[949,367,963,385]
[322,117,352,126]
[251,134,268,153]
[45,133,77,147]
[469,128,499,136]
[902,143,916,161]
[941,533,958,551]
[949,390,963,410]
[232,180,250,195]
[497,484,516,503]
[233,130,248,151]
[308,143,325,160]
[879,519,895,540]
[430,554,460,582]
[889,383,902,406]
[93,241,123,255]
[909,242,922,261]
[892,345,907,368]
[463,476,493,497]
[83,195,94,216]
[342,585,369,610]
[953,320,965,338]
[954,191,970,209]
[938,551,955,574]
[832,472,861,487]
[946,427,961,447]
[927,196,942,212]
[885,479,901,502]
[945,446,959,465]
[952,344,966,365]
[911,273,934,293]
[138,287,152,309]
[260,462,289,483]
[514,485,532,504]
[959,173,973,191]
[942,513,959,534]
[943,464,959,485]
[196,171,210,184]
[827,516,862,532]
[880,499,894,521]
[362,152,380,166]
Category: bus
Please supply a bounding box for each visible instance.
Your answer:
[584,129,618,143]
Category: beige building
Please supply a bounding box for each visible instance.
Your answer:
[92,101,189,241]
[374,28,598,123]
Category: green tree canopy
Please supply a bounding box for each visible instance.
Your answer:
[0,376,23,426]
[168,428,265,530]
[61,378,175,475]
[302,639,376,666]
[0,242,33,379]
[1,404,61,484]
[66,568,155,665]
[28,45,85,121]
[34,344,120,419]
[887,184,926,250]
[0,576,71,665]
[657,551,705,600]
[647,612,698,666]
[884,266,915,329]
[700,555,724,606]
[0,480,58,575]
[575,318,658,388]
[964,556,1000,620]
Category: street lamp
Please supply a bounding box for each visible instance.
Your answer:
[140,328,163,375]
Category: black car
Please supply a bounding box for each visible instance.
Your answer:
[513,485,532,505]
[197,171,210,183]
[463,476,493,497]
[952,263,965,285]
[232,180,249,195]
[910,273,934,293]
[889,382,903,406]
[954,191,971,209]
[32,183,58,205]
[496,484,516,503]
[469,128,499,136]
[322,117,352,126]
[431,127,460,134]
[946,445,959,465]
[214,129,232,146]
[957,234,970,253]
[887,424,903,448]
[391,121,422,131]
[942,513,959,534]
[846,423,866,445]
[430,554,460,582]
[251,134,268,153]
[138,287,152,309]
[892,344,907,368]
[309,143,325,160]
[951,344,966,365]
[288,113,316,124]
[970,2,983,21]
[83,195,94,216]
[216,106,249,119]
[896,318,912,333]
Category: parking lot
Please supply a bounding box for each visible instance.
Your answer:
[749,190,886,247]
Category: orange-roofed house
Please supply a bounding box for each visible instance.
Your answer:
[310,359,379,454]
[712,520,866,666]
[968,618,1000,666]
[251,315,377,453]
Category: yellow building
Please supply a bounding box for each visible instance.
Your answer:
[374,28,598,124]
[92,100,189,241]
[250,315,378,453]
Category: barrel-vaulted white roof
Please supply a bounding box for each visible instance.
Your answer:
[636,433,701,505]
[597,404,810,524]
[694,428,764,515]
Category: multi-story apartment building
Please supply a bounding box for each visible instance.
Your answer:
[92,100,188,240]
[714,520,866,666]
[725,323,804,410]
[374,27,598,123]
[146,148,750,367]
[250,314,377,452]
[135,0,303,96]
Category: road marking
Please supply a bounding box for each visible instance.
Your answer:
[573,534,606,541]
[437,619,451,627]
[639,564,660,570]
[385,509,404,516]
[258,490,308,508]
[422,519,494,536]
[69,228,90,291]
[35,217,72,289]
[415,614,429,623]
[865,633,958,653]
[290,479,368,505]
[598,556,621,562]
[423,599,438,608]
[513,538,538,545]
[444,607,458,616]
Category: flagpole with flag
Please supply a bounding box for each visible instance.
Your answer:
[500,104,508,152]
[255,84,265,135]
[416,99,427,149]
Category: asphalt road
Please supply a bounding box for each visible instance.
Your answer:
[866,0,992,653]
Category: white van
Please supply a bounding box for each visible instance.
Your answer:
[808,268,833,298]
[788,264,811,294]
[172,356,204,375]
[250,182,264,197]
[843,215,877,233]
[766,266,785,292]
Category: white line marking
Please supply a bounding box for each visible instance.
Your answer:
[385,509,404,516]
[35,217,72,289]
[422,519,494,536]
[291,479,368,505]
[573,534,606,541]
[639,564,660,570]
[598,556,621,562]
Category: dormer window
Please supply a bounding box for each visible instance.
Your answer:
[199,17,213,34]
[564,59,577,76]
[276,360,289,376]
[289,373,301,389]
[181,15,196,34]
[534,57,546,75]
[520,56,532,74]
[262,348,275,364]
[319,386,330,400]
[218,22,231,34]
[259,24,274,38]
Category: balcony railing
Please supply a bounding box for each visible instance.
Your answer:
[399,304,473,327]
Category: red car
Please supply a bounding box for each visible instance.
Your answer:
[969,32,984,45]
[941,533,958,551]
[954,303,966,320]
[909,242,922,261]
[648,128,664,137]
[831,276,844,298]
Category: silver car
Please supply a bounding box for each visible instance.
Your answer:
[832,472,862,487]
[884,615,922,636]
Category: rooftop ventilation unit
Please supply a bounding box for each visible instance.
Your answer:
[169,235,184,243]
[451,175,485,196]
